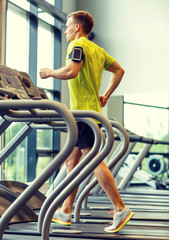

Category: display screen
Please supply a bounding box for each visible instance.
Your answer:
[5,76,19,86]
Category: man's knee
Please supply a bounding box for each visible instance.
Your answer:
[65,147,82,170]
[65,158,77,170]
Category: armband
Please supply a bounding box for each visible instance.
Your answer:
[69,47,84,62]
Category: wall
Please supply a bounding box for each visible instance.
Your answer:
[77,0,169,95]
[61,0,169,130]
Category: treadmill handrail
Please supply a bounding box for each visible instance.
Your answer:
[0,117,11,136]
[118,143,152,190]
[41,111,114,240]
[4,108,169,145]
[73,120,129,222]
[0,124,33,165]
[0,99,77,240]
[38,117,102,233]
[90,125,129,196]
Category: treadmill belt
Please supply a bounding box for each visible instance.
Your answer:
[4,219,169,240]
[87,195,169,206]
[87,201,169,212]
[79,208,169,221]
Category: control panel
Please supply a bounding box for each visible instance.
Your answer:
[0,65,29,99]
[17,71,41,99]
[37,88,49,99]
[0,65,41,99]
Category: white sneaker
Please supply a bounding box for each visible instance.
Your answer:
[104,207,134,233]
[52,208,71,226]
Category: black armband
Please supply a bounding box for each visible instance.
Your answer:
[69,47,84,62]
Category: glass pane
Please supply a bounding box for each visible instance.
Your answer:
[36,129,53,149]
[46,0,55,4]
[6,5,28,71]
[124,92,169,108]
[124,104,168,141]
[9,0,29,11]
[45,90,52,99]
[38,10,54,25]
[37,21,54,89]
[4,123,26,181]
[36,156,52,177]
[36,156,54,188]
[4,5,29,181]
[120,93,169,186]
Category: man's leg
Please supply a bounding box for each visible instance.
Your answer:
[82,147,134,233]
[52,146,82,225]
[94,161,125,211]
[61,146,82,214]
[81,148,124,212]
[53,122,91,219]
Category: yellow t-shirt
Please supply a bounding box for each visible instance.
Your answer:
[66,37,116,114]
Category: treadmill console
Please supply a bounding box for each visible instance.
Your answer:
[0,65,41,99]
[0,65,29,99]
[17,71,41,99]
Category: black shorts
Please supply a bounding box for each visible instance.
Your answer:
[75,121,101,150]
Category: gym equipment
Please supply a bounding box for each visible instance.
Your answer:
[0,65,78,239]
[0,180,46,210]
[1,65,169,240]
[147,154,167,176]
[0,65,41,99]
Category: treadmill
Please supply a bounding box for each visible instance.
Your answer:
[0,65,119,240]
[71,132,169,239]
[1,65,169,240]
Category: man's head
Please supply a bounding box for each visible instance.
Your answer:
[65,11,94,42]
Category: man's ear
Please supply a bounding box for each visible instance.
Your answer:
[74,24,80,32]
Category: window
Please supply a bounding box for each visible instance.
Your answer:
[37,21,54,89]
[123,92,169,185]
[4,0,62,182]
[124,92,169,141]
[9,0,29,11]
[4,123,26,182]
[4,3,29,181]
[6,3,28,71]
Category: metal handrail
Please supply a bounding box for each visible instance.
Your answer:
[0,99,77,240]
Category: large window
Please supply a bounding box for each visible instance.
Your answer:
[5,3,29,181]
[6,3,28,71]
[3,0,63,182]
[37,21,54,89]
[123,92,169,186]
[124,92,169,141]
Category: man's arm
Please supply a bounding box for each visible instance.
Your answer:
[39,60,83,80]
[99,61,125,107]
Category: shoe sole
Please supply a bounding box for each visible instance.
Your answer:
[52,218,71,226]
[104,211,134,233]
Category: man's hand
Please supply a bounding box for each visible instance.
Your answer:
[99,95,108,107]
[39,68,51,79]
[100,61,125,107]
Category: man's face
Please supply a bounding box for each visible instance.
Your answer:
[64,17,76,43]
